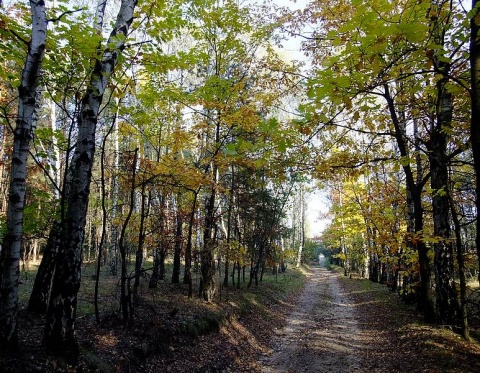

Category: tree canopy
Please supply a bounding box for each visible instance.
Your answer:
[0,0,478,353]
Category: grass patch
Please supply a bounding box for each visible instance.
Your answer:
[226,266,307,327]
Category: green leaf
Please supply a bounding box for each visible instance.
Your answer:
[224,143,237,155]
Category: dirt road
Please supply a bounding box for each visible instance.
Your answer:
[258,267,364,372]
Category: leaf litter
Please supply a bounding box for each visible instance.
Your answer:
[2,266,480,372]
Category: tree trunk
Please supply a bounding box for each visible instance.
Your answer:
[159,249,166,280]
[430,77,457,326]
[150,194,167,288]
[237,261,241,289]
[248,255,255,288]
[172,197,183,284]
[0,125,10,215]
[118,149,138,324]
[183,190,198,297]
[27,221,61,314]
[339,188,349,277]
[384,84,435,323]
[224,171,235,288]
[470,0,480,286]
[149,245,161,288]
[449,189,469,339]
[201,190,216,302]
[296,186,304,268]
[110,99,121,268]
[200,107,222,301]
[133,184,148,299]
[0,0,47,348]
[43,0,138,353]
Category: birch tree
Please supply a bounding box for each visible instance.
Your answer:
[0,0,47,348]
[43,0,138,353]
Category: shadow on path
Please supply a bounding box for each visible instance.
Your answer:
[258,267,364,372]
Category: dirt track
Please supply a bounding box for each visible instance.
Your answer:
[258,267,364,372]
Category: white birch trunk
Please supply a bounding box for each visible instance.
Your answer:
[0,128,8,214]
[49,99,61,198]
[48,0,61,198]
[0,0,47,347]
[44,0,138,351]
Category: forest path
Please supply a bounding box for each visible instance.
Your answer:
[257,267,367,372]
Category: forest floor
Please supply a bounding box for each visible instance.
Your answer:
[2,264,480,372]
[257,266,480,372]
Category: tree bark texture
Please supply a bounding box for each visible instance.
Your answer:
[27,221,61,314]
[428,1,458,324]
[43,0,138,352]
[430,78,457,325]
[0,0,47,348]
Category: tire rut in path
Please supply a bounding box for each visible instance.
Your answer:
[259,267,364,372]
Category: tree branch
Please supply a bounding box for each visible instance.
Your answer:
[47,8,84,23]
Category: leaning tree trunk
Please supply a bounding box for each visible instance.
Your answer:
[0,0,47,348]
[470,0,480,286]
[43,0,138,353]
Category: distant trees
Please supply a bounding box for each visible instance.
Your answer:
[0,0,305,353]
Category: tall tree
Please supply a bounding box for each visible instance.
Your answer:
[427,0,458,325]
[470,0,480,286]
[0,0,47,348]
[300,0,469,324]
[43,0,138,353]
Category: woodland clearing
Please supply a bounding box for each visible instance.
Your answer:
[1,264,480,372]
